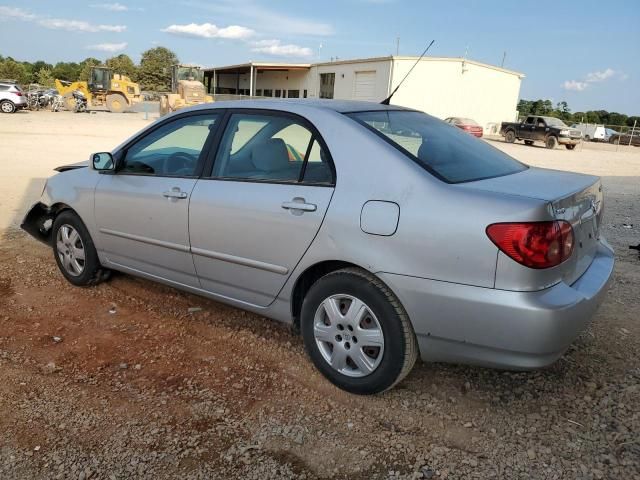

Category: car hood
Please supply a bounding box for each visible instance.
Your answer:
[54,161,88,172]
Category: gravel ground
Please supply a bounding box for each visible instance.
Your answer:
[0,111,639,479]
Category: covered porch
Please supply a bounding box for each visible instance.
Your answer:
[203,62,311,99]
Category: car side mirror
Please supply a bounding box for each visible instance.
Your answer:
[92,152,115,172]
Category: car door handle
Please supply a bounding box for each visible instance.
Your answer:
[281,199,317,212]
[163,189,188,199]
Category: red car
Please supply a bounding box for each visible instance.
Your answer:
[444,117,483,137]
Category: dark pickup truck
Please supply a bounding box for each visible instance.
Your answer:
[500,115,582,150]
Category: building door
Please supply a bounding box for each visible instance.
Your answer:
[353,71,376,101]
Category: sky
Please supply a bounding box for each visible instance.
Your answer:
[0,0,638,114]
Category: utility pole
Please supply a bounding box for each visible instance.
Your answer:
[501,51,507,68]
[396,37,400,56]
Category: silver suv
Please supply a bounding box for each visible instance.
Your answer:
[0,82,27,113]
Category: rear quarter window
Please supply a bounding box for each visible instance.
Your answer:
[348,110,527,183]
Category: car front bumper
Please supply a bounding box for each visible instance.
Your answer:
[379,239,615,369]
[558,136,581,145]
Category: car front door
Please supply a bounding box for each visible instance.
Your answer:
[534,117,548,141]
[188,110,335,307]
[94,112,220,287]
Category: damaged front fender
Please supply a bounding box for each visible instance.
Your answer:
[20,202,56,245]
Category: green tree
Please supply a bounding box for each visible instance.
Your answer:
[52,62,81,82]
[78,58,102,82]
[106,54,138,80]
[138,46,179,91]
[0,59,30,84]
[36,68,55,88]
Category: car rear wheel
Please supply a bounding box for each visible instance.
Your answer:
[504,130,516,143]
[565,144,576,150]
[584,135,591,142]
[524,140,534,146]
[301,268,418,395]
[52,211,110,287]
[545,136,558,149]
[0,100,16,113]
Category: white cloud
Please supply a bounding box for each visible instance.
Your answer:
[162,22,254,39]
[181,1,334,36]
[86,42,128,52]
[39,18,126,32]
[0,6,35,20]
[251,39,313,58]
[585,68,615,83]
[562,80,588,92]
[0,6,125,32]
[90,2,128,11]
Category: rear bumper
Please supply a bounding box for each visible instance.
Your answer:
[379,239,615,369]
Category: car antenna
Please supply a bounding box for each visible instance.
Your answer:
[381,39,435,105]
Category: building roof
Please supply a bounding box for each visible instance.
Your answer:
[204,56,524,78]
[203,62,311,74]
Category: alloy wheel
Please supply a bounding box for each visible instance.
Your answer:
[56,224,86,277]
[313,294,385,378]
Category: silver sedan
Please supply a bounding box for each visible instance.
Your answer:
[22,100,614,394]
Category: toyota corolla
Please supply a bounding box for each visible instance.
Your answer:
[21,100,614,394]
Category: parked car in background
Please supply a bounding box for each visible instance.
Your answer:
[571,123,606,142]
[501,115,582,149]
[604,128,618,142]
[0,81,28,113]
[608,129,640,146]
[21,100,614,394]
[444,117,483,137]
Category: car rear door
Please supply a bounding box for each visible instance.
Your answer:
[94,112,221,287]
[188,110,335,307]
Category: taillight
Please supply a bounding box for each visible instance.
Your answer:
[14,91,23,96]
[486,221,574,269]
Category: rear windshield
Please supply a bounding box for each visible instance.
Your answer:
[347,110,527,183]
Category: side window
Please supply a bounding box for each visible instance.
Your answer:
[122,114,218,176]
[303,140,333,184]
[213,113,333,184]
[525,117,535,125]
[537,118,546,128]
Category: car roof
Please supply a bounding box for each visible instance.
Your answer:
[187,98,416,114]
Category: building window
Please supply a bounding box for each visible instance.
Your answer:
[303,89,308,98]
[275,89,282,98]
[319,73,335,99]
[263,89,273,97]
[288,89,300,98]
[256,89,262,96]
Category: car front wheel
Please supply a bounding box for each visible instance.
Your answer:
[545,136,558,149]
[301,268,418,394]
[52,211,110,287]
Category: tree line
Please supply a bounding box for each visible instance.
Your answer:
[518,99,639,128]
[0,46,179,92]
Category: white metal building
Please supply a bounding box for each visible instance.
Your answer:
[203,56,525,134]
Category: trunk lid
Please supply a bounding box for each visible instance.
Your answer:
[459,167,603,286]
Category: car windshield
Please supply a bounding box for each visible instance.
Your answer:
[347,110,527,184]
[177,67,204,82]
[543,117,568,127]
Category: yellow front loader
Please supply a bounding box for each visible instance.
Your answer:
[55,66,142,113]
[159,65,213,116]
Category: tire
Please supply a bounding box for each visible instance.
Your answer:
[52,211,110,287]
[565,144,576,150]
[545,135,558,149]
[609,136,619,145]
[504,130,516,143]
[584,135,591,142]
[63,94,76,112]
[0,100,16,114]
[107,94,127,113]
[301,267,418,395]
[524,140,534,146]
